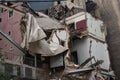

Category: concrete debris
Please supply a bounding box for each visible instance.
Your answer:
[64,49,79,70]
[19,1,115,79]
[20,13,68,56]
[21,13,46,49]
[0,1,115,80]
[46,3,84,20]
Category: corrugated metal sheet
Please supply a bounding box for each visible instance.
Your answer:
[71,37,110,70]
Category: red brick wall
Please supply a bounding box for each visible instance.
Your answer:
[0,3,23,61]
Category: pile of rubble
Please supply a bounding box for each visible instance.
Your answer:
[0,1,116,80]
[19,0,115,80]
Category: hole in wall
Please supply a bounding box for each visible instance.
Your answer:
[8,31,11,35]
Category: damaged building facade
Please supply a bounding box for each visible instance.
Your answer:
[0,0,115,80]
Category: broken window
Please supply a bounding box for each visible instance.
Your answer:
[8,11,13,18]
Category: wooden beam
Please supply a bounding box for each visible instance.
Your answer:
[0,3,25,16]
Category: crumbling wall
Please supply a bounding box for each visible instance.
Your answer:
[93,0,120,79]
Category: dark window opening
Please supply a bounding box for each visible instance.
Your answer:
[23,53,35,67]
[61,41,64,46]
[71,0,74,3]
[7,2,13,6]
[57,0,61,4]
[36,54,42,67]
[45,31,52,40]
[23,53,50,68]
[71,51,78,64]
[0,18,2,23]
[68,22,75,31]
[8,11,13,18]
[0,8,4,13]
[8,31,11,35]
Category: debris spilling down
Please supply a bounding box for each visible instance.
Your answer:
[0,1,115,80]
[19,0,115,79]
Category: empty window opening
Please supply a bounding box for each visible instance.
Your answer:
[0,8,3,13]
[0,18,2,23]
[8,31,11,35]
[36,54,42,67]
[8,11,13,18]
[71,51,78,64]
[23,53,35,67]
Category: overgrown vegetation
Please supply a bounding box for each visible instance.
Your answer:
[0,70,11,80]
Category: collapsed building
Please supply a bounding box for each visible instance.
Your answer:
[0,0,115,80]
